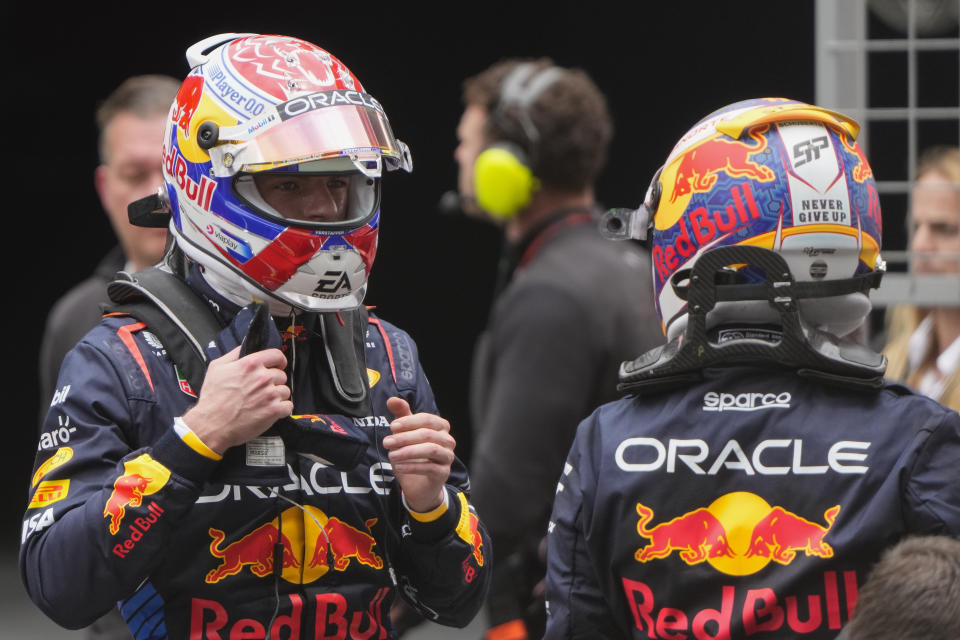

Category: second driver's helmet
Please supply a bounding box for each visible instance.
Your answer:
[162,33,412,312]
[612,98,883,340]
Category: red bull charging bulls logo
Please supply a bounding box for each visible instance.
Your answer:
[308,517,383,572]
[206,506,383,585]
[454,492,485,569]
[104,454,170,536]
[206,523,301,583]
[669,126,775,203]
[635,492,839,576]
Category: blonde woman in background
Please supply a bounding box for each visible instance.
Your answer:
[884,146,960,410]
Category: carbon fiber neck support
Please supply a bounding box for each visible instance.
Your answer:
[619,245,887,394]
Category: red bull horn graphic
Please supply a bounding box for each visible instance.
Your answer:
[669,126,775,203]
[635,505,735,565]
[840,134,874,183]
[206,506,383,585]
[206,522,301,583]
[103,454,170,536]
[172,73,204,138]
[635,492,840,576]
[455,492,485,567]
[746,505,840,564]
[316,517,383,571]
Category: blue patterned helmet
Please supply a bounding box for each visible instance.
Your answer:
[635,98,882,339]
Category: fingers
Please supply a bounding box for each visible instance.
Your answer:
[209,347,286,374]
[244,347,288,371]
[388,401,450,437]
[386,396,412,420]
[385,438,456,465]
[383,420,455,451]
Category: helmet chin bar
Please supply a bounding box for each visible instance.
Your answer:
[618,245,887,394]
[172,230,365,314]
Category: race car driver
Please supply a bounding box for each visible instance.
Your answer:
[544,98,960,639]
[21,33,490,639]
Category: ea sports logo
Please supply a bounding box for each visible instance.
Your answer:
[702,391,791,412]
[314,270,351,295]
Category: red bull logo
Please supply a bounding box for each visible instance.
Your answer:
[622,569,860,638]
[282,324,306,342]
[635,504,735,565]
[840,135,874,183]
[746,505,840,564]
[465,512,484,566]
[103,454,170,536]
[291,414,348,435]
[669,126,775,203]
[190,589,392,640]
[206,523,301,583]
[206,506,383,585]
[163,145,217,212]
[172,74,204,137]
[310,517,383,572]
[454,492,485,579]
[635,492,840,576]
[651,182,763,286]
[112,502,164,558]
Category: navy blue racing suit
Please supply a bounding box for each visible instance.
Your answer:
[545,362,960,639]
[21,278,490,640]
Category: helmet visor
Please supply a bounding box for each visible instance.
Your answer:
[218,97,407,173]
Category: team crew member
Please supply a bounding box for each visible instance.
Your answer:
[544,98,960,639]
[39,74,179,419]
[454,58,662,640]
[22,33,490,639]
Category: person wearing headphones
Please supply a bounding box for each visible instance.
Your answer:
[453,58,663,640]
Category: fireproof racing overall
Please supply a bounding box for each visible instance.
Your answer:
[21,281,491,639]
[544,363,960,639]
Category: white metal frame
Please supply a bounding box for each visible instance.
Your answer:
[815,0,960,306]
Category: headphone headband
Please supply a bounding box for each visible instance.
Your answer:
[495,62,564,144]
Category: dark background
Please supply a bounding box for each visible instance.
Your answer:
[3,2,956,548]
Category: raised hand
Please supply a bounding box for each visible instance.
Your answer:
[382,397,456,513]
[182,346,292,455]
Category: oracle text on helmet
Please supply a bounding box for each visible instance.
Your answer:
[279,90,384,121]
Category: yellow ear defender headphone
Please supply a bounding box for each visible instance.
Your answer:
[473,63,565,220]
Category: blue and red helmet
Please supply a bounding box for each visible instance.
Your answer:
[617,98,883,339]
[162,33,412,312]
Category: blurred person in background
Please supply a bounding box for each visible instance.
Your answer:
[837,535,960,640]
[39,75,179,411]
[36,73,179,640]
[883,145,960,410]
[453,58,662,640]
